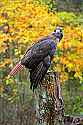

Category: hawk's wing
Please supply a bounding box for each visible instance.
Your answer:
[21,37,51,69]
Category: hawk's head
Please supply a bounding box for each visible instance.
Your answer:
[54,27,63,42]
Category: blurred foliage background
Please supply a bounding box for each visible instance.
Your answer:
[0,0,83,124]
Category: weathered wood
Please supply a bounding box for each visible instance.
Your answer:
[34,72,64,125]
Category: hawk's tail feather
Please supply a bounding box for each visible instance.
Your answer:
[30,61,48,91]
[9,62,23,76]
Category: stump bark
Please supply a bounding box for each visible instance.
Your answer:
[34,72,64,125]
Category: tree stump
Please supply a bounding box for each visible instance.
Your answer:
[34,72,64,125]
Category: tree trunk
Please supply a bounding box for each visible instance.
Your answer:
[34,72,64,125]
